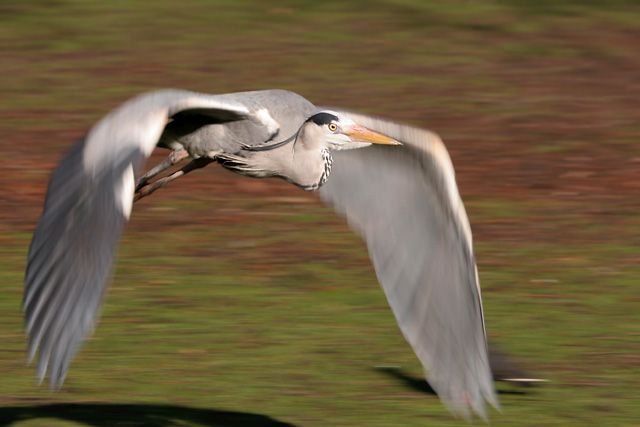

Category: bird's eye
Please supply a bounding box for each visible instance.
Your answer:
[328,123,338,132]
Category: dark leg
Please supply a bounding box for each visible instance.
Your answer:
[135,148,189,191]
[134,157,214,202]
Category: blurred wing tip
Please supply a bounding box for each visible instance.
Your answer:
[52,374,67,391]
[26,348,36,366]
[446,402,474,424]
[36,363,48,386]
[440,390,500,423]
[486,392,501,416]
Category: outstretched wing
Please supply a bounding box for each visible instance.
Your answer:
[318,110,498,420]
[24,90,257,388]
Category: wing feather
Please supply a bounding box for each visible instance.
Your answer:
[24,90,256,388]
[319,110,498,420]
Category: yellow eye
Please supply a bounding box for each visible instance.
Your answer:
[328,123,338,132]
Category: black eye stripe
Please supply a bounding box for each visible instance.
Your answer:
[307,112,339,126]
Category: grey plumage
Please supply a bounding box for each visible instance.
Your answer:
[319,110,496,419]
[24,88,498,420]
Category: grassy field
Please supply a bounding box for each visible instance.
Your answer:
[1,0,639,425]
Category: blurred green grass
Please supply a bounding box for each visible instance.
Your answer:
[1,0,639,426]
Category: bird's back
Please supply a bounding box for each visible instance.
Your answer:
[159,89,318,158]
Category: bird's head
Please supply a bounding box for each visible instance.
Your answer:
[303,111,401,150]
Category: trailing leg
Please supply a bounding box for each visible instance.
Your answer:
[135,148,189,191]
[134,157,214,202]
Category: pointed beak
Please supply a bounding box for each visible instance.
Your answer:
[344,125,402,146]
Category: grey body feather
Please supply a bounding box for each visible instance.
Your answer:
[24,89,498,420]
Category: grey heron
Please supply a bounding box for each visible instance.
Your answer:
[24,89,499,420]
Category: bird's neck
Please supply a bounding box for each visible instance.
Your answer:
[229,124,333,191]
[243,139,330,191]
[281,142,332,191]
[318,148,333,188]
[293,147,332,191]
[288,124,333,190]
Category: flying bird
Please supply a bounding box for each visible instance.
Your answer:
[24,89,498,420]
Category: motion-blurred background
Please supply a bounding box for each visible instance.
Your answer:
[1,1,639,426]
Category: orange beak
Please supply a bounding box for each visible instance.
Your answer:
[344,125,402,146]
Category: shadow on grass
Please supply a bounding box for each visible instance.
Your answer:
[375,367,531,396]
[0,403,298,427]
[374,345,544,397]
